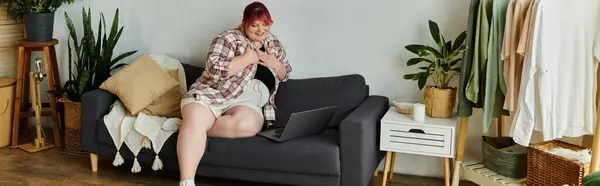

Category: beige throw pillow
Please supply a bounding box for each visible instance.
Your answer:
[100,53,179,115]
[140,69,183,118]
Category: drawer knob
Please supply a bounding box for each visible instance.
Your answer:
[408,129,425,134]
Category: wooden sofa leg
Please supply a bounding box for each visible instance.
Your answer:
[90,153,98,172]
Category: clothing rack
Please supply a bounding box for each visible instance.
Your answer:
[450,64,600,186]
[449,0,600,184]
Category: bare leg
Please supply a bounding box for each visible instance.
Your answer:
[177,103,216,181]
[208,106,264,138]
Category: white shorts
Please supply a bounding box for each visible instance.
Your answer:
[181,79,270,118]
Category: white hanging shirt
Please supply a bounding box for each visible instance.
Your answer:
[511,0,600,146]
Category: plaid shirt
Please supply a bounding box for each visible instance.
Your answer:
[185,29,292,126]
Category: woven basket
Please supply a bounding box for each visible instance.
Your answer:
[527,140,590,186]
[481,136,527,178]
[60,98,85,155]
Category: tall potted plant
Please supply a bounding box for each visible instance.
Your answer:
[0,0,78,42]
[53,7,137,155]
[403,20,466,118]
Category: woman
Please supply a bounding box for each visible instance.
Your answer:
[177,2,292,185]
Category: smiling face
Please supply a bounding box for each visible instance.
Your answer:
[241,2,274,43]
[245,20,271,42]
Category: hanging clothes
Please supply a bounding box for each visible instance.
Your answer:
[501,0,532,113]
[457,0,481,117]
[466,0,493,105]
[482,0,510,133]
[511,0,600,146]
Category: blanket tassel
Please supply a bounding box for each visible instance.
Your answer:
[131,157,142,173]
[152,155,163,171]
[113,151,124,166]
[142,136,152,149]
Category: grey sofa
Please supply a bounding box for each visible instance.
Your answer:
[81,63,389,186]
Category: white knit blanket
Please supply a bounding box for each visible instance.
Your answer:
[103,54,187,173]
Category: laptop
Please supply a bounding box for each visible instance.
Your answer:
[259,106,337,142]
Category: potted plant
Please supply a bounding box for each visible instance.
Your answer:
[402,20,466,118]
[52,7,137,155]
[0,0,78,42]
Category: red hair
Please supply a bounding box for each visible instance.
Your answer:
[241,2,274,32]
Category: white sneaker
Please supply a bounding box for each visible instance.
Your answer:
[179,179,195,186]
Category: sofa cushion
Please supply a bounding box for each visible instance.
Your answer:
[200,130,341,176]
[100,53,179,115]
[140,69,184,118]
[274,74,368,128]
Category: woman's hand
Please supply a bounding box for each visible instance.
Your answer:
[241,45,260,65]
[258,50,287,80]
[257,51,281,69]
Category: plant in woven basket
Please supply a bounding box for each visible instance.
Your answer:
[51,7,136,155]
[0,0,79,42]
[402,20,466,118]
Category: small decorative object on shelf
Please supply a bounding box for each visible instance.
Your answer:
[412,103,425,122]
[391,99,415,115]
[402,20,466,118]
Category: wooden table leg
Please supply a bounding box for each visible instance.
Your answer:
[451,117,469,186]
[90,153,98,172]
[450,158,455,173]
[43,47,61,148]
[498,117,505,137]
[11,46,25,147]
[382,151,391,186]
[389,152,396,180]
[591,63,600,172]
[444,157,450,186]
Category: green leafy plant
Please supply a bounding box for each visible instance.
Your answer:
[403,20,467,90]
[0,0,77,21]
[57,7,137,102]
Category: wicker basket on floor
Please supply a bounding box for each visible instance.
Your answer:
[60,98,85,155]
[481,136,527,178]
[527,140,590,186]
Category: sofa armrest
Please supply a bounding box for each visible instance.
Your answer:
[81,89,117,153]
[339,95,389,186]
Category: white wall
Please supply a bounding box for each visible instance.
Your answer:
[45,0,536,178]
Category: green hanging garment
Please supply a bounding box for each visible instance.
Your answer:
[457,0,481,117]
[482,0,510,134]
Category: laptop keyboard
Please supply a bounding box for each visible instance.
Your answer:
[272,128,284,138]
[274,128,285,134]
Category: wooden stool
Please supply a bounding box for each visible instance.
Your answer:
[11,39,61,148]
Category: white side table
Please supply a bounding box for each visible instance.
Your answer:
[379,107,457,186]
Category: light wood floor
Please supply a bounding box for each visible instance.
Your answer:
[0,147,478,186]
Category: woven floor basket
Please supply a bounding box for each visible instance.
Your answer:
[60,98,85,155]
[527,140,590,186]
[482,136,527,178]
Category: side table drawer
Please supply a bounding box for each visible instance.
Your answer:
[381,123,454,157]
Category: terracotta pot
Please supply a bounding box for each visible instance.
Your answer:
[59,98,85,155]
[423,86,457,118]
